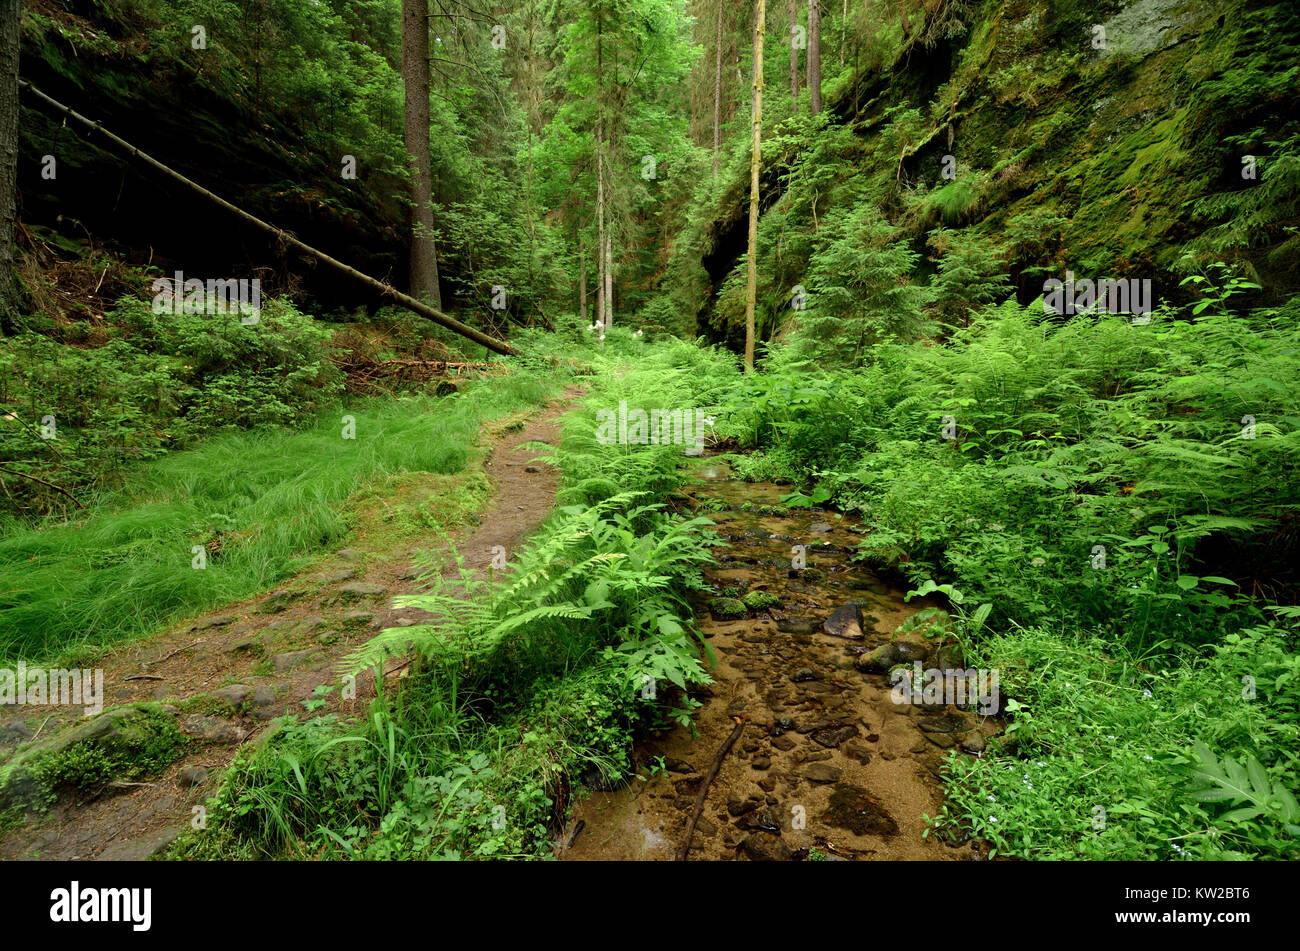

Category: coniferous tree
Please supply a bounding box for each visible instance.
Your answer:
[744,0,765,372]
[0,0,20,329]
[807,0,821,114]
[402,0,441,308]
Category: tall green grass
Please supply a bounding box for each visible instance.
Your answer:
[0,370,553,663]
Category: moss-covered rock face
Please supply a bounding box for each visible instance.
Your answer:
[707,597,747,620]
[0,704,185,809]
[674,0,1300,343]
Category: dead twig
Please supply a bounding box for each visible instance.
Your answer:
[0,463,84,508]
[149,640,201,668]
[675,716,746,861]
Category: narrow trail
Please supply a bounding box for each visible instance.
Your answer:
[0,386,581,860]
[560,457,997,861]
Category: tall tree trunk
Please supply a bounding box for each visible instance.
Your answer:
[579,251,588,324]
[0,0,21,330]
[744,0,765,373]
[807,0,821,114]
[841,0,847,69]
[603,229,613,327]
[595,8,606,329]
[712,0,723,179]
[401,0,440,308]
[788,0,798,100]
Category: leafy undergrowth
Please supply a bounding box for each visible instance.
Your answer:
[170,332,743,859]
[932,623,1299,860]
[716,272,1300,860]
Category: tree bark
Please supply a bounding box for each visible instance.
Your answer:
[579,252,587,324]
[401,0,440,308]
[603,217,613,328]
[788,0,798,100]
[744,0,764,373]
[0,0,21,330]
[712,0,723,179]
[595,7,606,329]
[807,0,821,115]
[840,0,847,69]
[18,80,515,355]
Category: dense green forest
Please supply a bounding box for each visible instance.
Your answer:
[0,0,1297,870]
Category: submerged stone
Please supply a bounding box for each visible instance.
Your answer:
[823,784,899,837]
[823,602,864,639]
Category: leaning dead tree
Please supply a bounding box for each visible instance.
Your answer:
[17,79,517,356]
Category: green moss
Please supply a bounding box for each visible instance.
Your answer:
[0,704,186,810]
[741,591,781,611]
[707,597,747,620]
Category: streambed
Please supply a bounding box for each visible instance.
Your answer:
[560,457,998,861]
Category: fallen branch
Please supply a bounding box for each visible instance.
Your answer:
[0,463,85,508]
[675,716,746,861]
[18,79,517,356]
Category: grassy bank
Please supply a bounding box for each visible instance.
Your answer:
[0,368,555,663]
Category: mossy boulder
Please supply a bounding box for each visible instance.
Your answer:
[741,591,781,611]
[0,703,186,809]
[708,597,747,620]
[856,643,901,673]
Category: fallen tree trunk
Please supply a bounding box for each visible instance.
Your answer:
[17,79,517,356]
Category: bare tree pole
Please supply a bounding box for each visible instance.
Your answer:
[18,80,516,355]
[840,0,847,69]
[807,0,821,114]
[402,0,441,308]
[0,0,21,329]
[744,0,765,373]
[579,250,587,324]
[712,0,723,179]
[595,5,606,329]
[788,0,798,100]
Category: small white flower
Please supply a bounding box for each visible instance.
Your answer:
[987,795,996,803]
[1144,754,1153,761]
[989,816,999,823]
[1143,689,1152,699]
